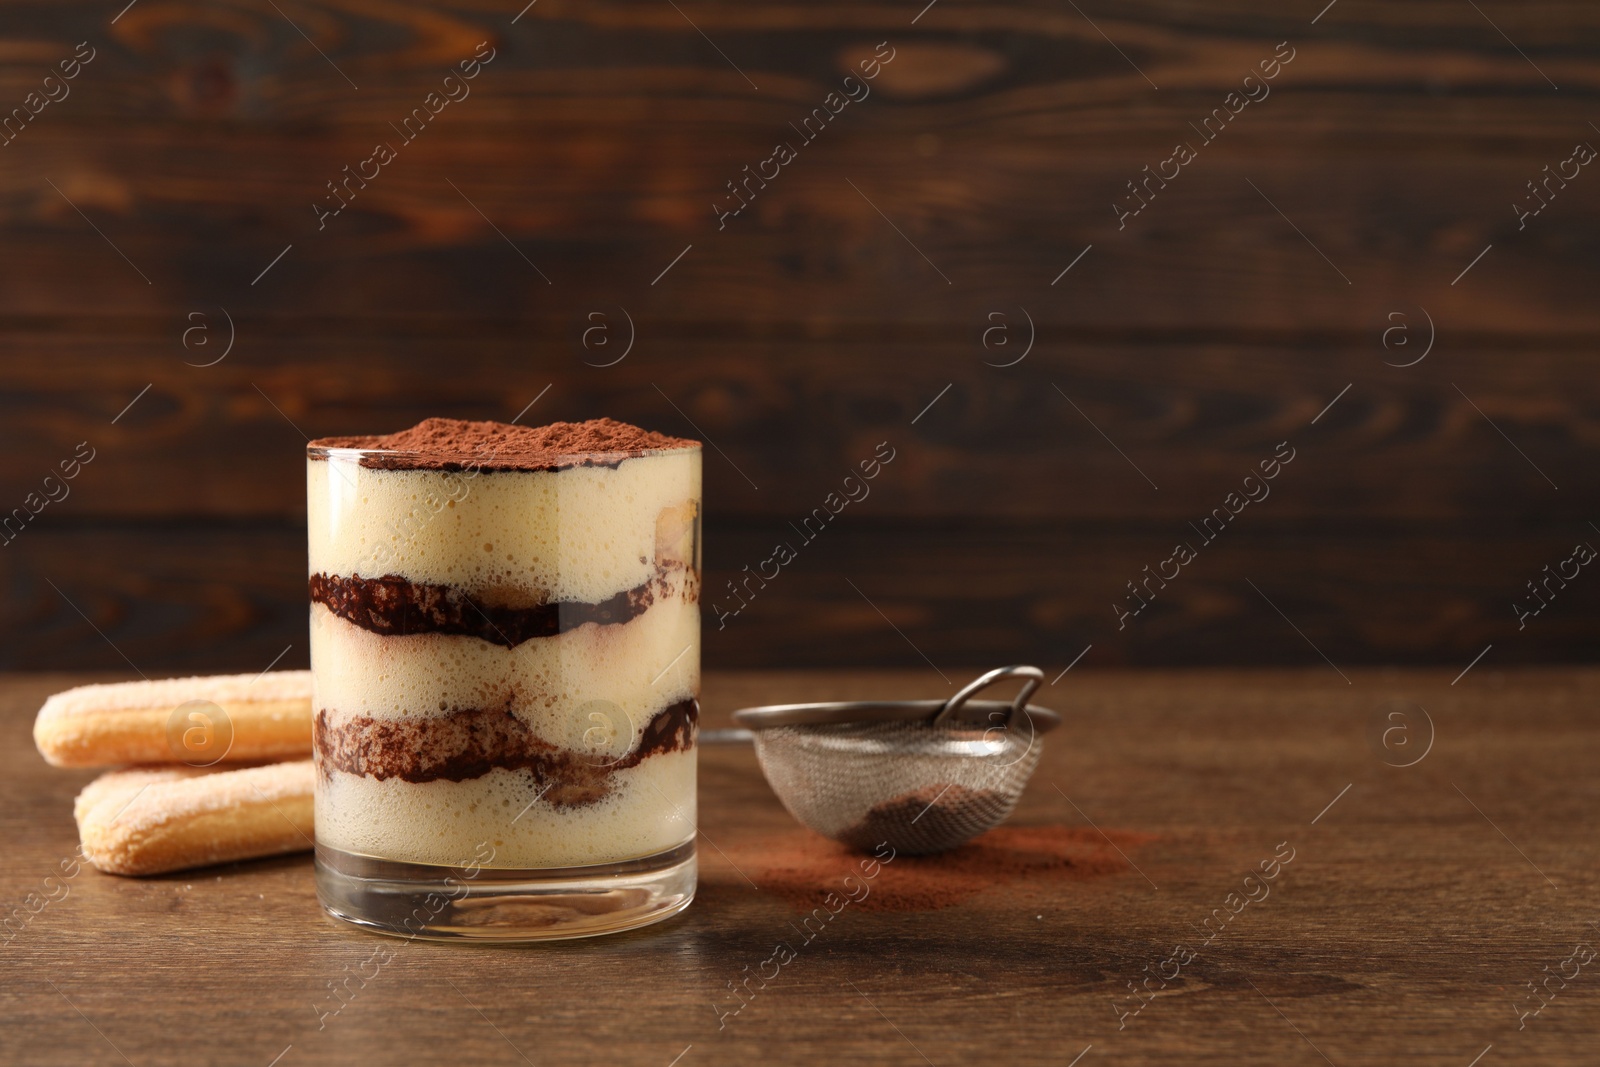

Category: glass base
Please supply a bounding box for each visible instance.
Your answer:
[315,841,696,942]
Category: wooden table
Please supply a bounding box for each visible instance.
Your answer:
[4,669,1597,1066]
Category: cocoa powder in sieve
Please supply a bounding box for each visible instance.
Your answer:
[836,783,1009,854]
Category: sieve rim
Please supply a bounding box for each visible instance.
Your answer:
[729,698,1061,734]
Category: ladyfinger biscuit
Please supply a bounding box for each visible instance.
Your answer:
[35,671,312,768]
[75,761,315,876]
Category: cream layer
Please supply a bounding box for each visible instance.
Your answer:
[309,594,698,755]
[314,751,696,868]
[307,450,701,604]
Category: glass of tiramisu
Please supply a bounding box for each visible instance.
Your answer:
[306,418,701,940]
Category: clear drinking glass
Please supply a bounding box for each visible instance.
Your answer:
[306,438,700,940]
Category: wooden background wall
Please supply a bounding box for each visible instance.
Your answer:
[0,1,1595,677]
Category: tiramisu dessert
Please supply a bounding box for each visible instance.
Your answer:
[306,417,701,939]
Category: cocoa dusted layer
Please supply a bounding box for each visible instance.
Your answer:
[308,417,700,472]
[314,698,697,806]
[309,571,695,648]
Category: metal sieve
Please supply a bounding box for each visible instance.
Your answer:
[721,665,1061,855]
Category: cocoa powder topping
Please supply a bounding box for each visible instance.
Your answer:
[308,417,698,472]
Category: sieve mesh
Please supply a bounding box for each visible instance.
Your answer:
[750,717,1045,855]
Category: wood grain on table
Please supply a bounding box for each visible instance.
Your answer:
[3,669,1596,1066]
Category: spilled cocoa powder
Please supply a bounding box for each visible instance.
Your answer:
[735,825,1158,913]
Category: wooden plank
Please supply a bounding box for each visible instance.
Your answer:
[2,669,1598,1065]
[0,5,1593,329]
[4,134,1599,330]
[0,0,1594,116]
[0,336,1592,521]
[2,517,1593,672]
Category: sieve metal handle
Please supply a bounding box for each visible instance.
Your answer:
[931,664,1043,729]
